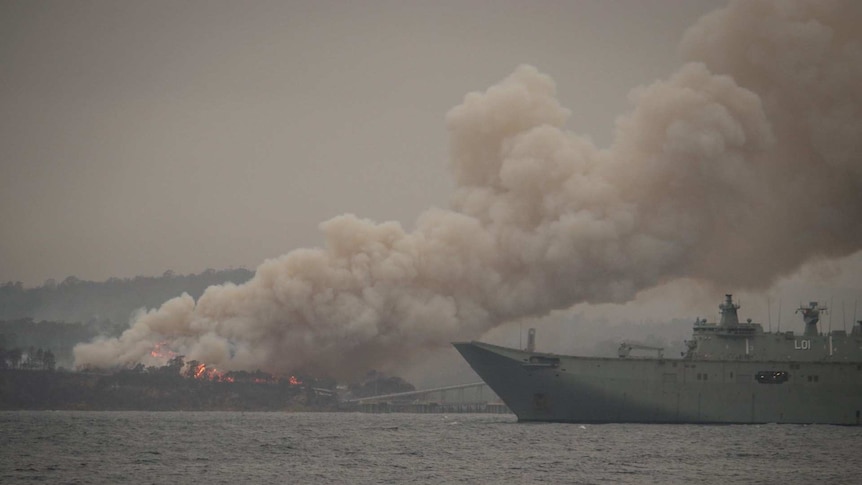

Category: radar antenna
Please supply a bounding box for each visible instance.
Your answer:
[796,301,827,337]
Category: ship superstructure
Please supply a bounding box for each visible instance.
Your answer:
[684,295,860,362]
[455,295,862,424]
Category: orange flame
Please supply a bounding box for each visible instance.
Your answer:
[182,362,301,385]
[193,363,207,379]
[188,362,234,382]
[149,341,177,360]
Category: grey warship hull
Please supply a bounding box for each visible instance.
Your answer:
[454,340,862,425]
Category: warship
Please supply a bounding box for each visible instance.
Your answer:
[454,295,862,424]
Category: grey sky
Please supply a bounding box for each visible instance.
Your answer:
[1,0,725,286]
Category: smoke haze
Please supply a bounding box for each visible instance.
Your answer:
[74,0,862,378]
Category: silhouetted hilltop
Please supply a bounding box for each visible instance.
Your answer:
[0,268,254,368]
[0,268,254,325]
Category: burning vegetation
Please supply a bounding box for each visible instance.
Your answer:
[184,359,303,386]
[149,341,177,360]
[140,340,306,386]
[148,353,305,387]
[72,355,327,411]
[2,338,417,411]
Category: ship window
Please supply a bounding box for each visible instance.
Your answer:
[756,371,789,384]
[729,372,734,379]
[806,375,819,383]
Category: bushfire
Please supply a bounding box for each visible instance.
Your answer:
[146,342,304,385]
[149,341,177,359]
[184,361,303,386]
[188,362,234,383]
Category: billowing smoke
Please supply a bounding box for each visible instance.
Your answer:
[74,0,862,378]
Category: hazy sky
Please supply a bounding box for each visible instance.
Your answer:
[4,0,862,337]
[1,0,727,286]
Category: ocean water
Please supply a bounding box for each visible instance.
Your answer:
[2,411,861,484]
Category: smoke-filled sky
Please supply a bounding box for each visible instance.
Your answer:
[4,1,862,379]
[2,0,725,286]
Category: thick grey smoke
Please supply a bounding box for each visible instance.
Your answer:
[74,0,862,378]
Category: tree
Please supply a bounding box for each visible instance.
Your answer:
[42,349,56,371]
[184,360,200,378]
[7,348,22,369]
[166,355,185,374]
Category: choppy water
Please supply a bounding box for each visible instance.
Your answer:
[2,411,861,484]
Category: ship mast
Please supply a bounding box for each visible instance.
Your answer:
[796,301,827,337]
[719,294,741,327]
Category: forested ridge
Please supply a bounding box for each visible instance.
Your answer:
[0,268,254,368]
[0,268,253,325]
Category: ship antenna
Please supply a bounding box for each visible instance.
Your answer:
[767,297,772,333]
[777,298,782,332]
[853,299,858,332]
[842,301,846,332]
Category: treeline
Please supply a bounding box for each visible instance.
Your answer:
[0,268,254,325]
[0,318,101,368]
[0,345,56,371]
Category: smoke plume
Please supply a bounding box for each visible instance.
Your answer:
[74,0,862,378]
